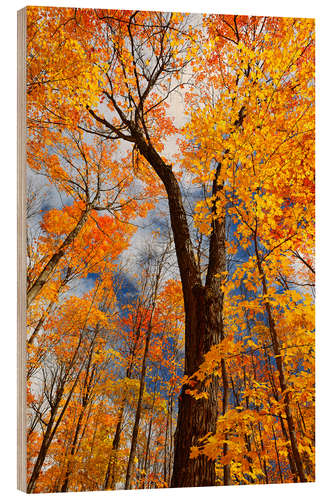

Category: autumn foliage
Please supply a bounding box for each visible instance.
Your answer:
[25,7,314,492]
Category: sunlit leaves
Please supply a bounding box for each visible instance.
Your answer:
[25,7,314,490]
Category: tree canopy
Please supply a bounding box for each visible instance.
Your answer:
[25,7,314,492]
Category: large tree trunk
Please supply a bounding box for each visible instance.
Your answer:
[171,264,225,486]
[88,112,226,487]
[171,164,226,487]
[131,135,226,488]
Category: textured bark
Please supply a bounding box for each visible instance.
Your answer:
[170,280,225,487]
[170,165,226,488]
[89,111,226,487]
[133,139,226,487]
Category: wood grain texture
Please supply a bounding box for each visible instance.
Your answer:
[17,7,27,493]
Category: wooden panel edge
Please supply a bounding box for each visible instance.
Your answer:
[17,6,27,493]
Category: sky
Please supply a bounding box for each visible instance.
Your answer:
[25,41,199,301]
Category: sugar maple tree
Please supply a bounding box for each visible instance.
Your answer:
[26,7,315,492]
[181,14,314,484]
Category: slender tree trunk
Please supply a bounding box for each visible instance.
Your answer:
[103,402,125,490]
[163,394,171,485]
[263,346,298,480]
[221,358,230,485]
[28,266,73,347]
[27,353,85,492]
[168,395,174,485]
[241,369,256,484]
[272,424,284,483]
[27,301,53,346]
[141,376,157,487]
[27,403,59,493]
[253,229,307,482]
[60,387,94,491]
[123,244,167,489]
[27,206,90,307]
[258,423,269,484]
[124,321,153,489]
[279,413,298,482]
[60,409,85,492]
[104,321,143,490]
[60,327,98,492]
